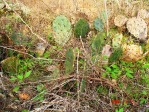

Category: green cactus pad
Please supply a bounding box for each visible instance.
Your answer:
[112,33,123,48]
[91,32,106,54]
[74,19,89,38]
[52,15,72,46]
[65,48,75,75]
[93,17,104,32]
[109,47,123,63]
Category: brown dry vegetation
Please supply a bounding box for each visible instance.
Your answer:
[0,0,149,112]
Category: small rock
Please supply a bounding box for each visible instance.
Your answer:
[127,17,148,42]
[35,43,47,56]
[137,9,149,19]
[102,45,112,57]
[121,44,143,62]
[101,45,112,65]
[114,15,128,27]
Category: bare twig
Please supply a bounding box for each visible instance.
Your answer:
[76,41,80,109]
[72,0,78,11]
[50,78,76,92]
[104,0,109,36]
[0,45,64,62]
[76,49,79,75]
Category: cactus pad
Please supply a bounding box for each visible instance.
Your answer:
[52,15,72,46]
[74,19,89,38]
[112,33,123,48]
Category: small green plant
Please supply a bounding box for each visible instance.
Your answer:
[140,98,148,105]
[9,58,33,82]
[10,70,32,82]
[74,19,89,38]
[52,15,72,46]
[33,84,46,102]
[102,64,121,79]
[115,108,124,112]
[13,86,20,93]
[21,109,29,112]
[97,85,108,94]
[125,68,133,78]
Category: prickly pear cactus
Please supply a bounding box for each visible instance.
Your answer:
[74,19,89,38]
[109,47,123,63]
[65,48,75,75]
[91,32,106,54]
[112,33,123,48]
[52,15,72,46]
[93,17,104,32]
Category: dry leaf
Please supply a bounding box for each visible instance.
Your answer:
[18,93,30,100]
[111,100,120,105]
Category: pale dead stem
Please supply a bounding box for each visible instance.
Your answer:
[72,0,78,11]
[76,38,80,109]
[0,45,64,61]
[104,0,109,36]
[2,0,47,43]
